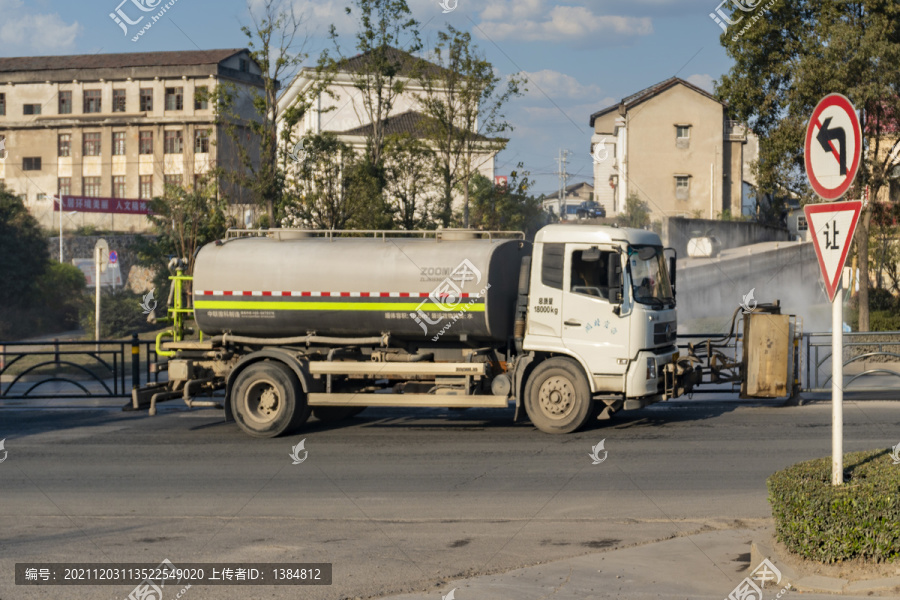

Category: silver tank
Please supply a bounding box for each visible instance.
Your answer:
[192,235,528,342]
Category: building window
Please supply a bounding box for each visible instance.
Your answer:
[37,193,48,203]
[164,174,183,188]
[84,176,101,196]
[140,88,153,111]
[83,132,101,156]
[83,90,102,113]
[239,58,249,72]
[112,89,126,112]
[112,176,126,198]
[164,130,183,154]
[112,131,126,155]
[139,175,153,199]
[797,216,808,231]
[58,177,71,196]
[23,157,42,171]
[194,86,209,110]
[139,130,153,154]
[675,175,691,200]
[23,104,42,115]
[58,91,72,114]
[194,129,210,153]
[0,93,5,115]
[58,133,71,157]
[0,134,5,159]
[165,87,183,111]
[676,125,691,139]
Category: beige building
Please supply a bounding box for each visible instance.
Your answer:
[589,77,747,220]
[542,182,594,218]
[0,48,264,232]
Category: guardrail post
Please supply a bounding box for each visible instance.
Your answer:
[54,338,60,369]
[131,334,140,391]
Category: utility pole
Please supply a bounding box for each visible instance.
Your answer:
[557,149,570,220]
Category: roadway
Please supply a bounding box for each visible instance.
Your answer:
[1,395,898,599]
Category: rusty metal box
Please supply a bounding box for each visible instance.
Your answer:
[741,313,794,398]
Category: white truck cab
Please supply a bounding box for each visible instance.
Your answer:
[524,225,679,406]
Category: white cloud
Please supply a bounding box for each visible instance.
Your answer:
[686,73,715,93]
[521,69,604,102]
[0,0,80,52]
[477,3,652,44]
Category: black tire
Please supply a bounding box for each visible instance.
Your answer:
[524,357,593,434]
[312,406,358,423]
[231,361,310,438]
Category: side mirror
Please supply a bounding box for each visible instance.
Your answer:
[607,253,623,303]
[665,247,677,297]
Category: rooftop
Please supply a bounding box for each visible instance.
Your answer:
[589,77,723,127]
[0,49,248,73]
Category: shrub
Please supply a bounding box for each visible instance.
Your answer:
[768,449,900,563]
[81,289,158,339]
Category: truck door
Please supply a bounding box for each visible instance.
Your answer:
[526,243,564,343]
[561,245,629,391]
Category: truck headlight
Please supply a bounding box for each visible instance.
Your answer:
[646,357,658,380]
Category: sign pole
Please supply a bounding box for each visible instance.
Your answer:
[57,198,63,263]
[95,245,101,348]
[832,278,843,485]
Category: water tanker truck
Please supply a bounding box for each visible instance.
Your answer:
[135,225,709,437]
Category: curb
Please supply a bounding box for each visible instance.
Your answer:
[752,539,900,595]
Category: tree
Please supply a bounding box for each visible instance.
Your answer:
[0,185,48,309]
[217,0,311,225]
[618,193,650,228]
[469,166,546,239]
[382,134,438,229]
[136,177,230,294]
[281,132,353,229]
[324,0,420,170]
[415,25,524,227]
[716,0,900,330]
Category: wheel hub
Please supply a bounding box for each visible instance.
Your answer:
[539,376,575,419]
[244,380,281,425]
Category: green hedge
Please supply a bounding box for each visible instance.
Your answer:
[768,449,900,563]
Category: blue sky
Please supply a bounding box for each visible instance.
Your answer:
[0,0,734,196]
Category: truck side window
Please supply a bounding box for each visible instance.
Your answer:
[541,243,565,290]
[570,250,611,300]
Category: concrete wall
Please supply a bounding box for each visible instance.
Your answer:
[661,217,790,258]
[677,241,824,331]
[46,234,156,292]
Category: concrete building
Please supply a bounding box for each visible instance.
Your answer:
[275,46,501,223]
[0,49,264,232]
[589,77,747,220]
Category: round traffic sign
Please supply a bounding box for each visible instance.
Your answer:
[109,250,118,264]
[805,94,862,201]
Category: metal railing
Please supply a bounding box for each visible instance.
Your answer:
[0,335,162,400]
[224,228,526,241]
[803,331,900,392]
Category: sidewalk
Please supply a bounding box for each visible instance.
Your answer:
[381,528,900,600]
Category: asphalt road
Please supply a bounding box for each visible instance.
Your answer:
[1,396,898,600]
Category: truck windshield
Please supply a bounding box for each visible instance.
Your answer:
[628,246,674,307]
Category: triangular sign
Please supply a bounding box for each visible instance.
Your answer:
[804,200,862,302]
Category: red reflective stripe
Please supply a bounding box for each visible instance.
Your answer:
[301,291,311,297]
[223,291,233,296]
[281,291,291,297]
[399,292,409,297]
[340,292,350,297]
[321,292,331,297]
[242,291,252,296]
[360,292,370,297]
[203,290,213,295]
[262,291,272,296]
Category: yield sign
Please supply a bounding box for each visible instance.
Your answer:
[805,94,862,200]
[805,200,862,301]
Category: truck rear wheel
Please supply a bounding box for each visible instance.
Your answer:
[524,357,593,434]
[232,361,310,438]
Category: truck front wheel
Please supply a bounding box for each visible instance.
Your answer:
[524,358,593,434]
[232,361,310,438]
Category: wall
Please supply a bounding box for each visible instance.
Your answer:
[661,216,790,258]
[46,234,156,293]
[627,84,725,219]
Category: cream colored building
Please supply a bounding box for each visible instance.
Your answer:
[0,48,264,231]
[589,77,747,220]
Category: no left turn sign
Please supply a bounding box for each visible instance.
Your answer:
[804,94,862,201]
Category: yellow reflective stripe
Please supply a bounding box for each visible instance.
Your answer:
[194,300,485,312]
